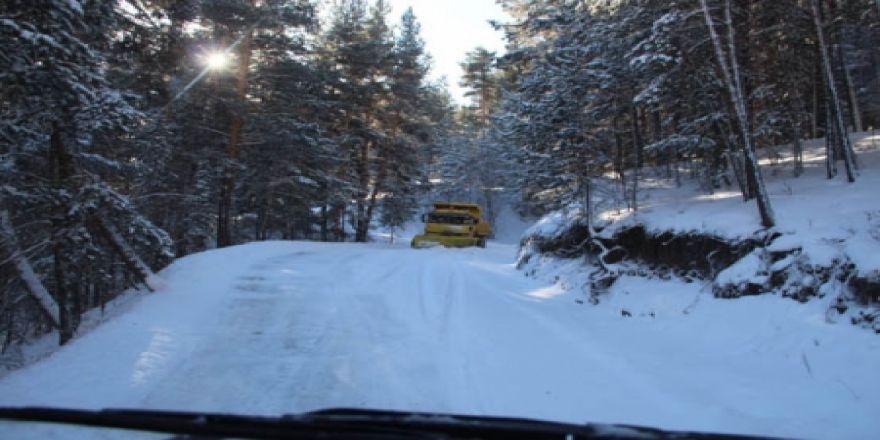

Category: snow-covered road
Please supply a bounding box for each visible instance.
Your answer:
[1,241,879,439]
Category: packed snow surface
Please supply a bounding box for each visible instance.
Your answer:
[1,241,879,439]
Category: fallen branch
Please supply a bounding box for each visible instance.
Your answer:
[0,211,60,327]
[90,216,163,292]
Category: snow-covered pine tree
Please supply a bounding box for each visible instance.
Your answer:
[179,0,322,245]
[319,0,392,242]
[229,0,340,241]
[319,1,437,242]
[459,47,500,130]
[376,7,432,231]
[201,0,257,248]
[1,0,171,345]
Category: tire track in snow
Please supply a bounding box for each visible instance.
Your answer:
[137,254,310,414]
[3,241,879,440]
[445,255,486,414]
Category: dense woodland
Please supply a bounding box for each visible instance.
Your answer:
[480,0,880,223]
[1,0,452,349]
[2,0,879,349]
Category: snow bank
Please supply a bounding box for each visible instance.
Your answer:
[524,204,585,239]
[519,131,880,329]
[601,133,880,259]
[715,250,766,289]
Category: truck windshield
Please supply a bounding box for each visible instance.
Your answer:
[427,214,475,224]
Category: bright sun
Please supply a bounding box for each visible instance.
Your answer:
[205,51,229,70]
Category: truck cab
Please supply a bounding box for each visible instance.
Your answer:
[411,202,492,248]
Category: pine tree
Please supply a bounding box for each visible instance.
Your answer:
[1,0,171,345]
[459,47,500,129]
[196,0,320,245]
[320,0,433,242]
[378,7,432,234]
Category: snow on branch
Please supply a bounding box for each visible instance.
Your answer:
[0,210,60,328]
[91,216,164,292]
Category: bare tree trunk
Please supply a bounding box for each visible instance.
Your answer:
[481,63,490,127]
[581,170,593,231]
[791,92,806,177]
[612,112,627,208]
[320,204,329,241]
[826,103,838,178]
[253,195,263,241]
[52,240,73,345]
[827,0,863,133]
[257,188,272,241]
[359,157,387,243]
[812,0,856,182]
[630,106,643,211]
[812,61,820,139]
[701,0,775,227]
[354,139,371,242]
[218,27,254,247]
[839,44,863,132]
[742,148,757,199]
[673,146,681,187]
[49,122,76,345]
[334,204,345,241]
[652,111,662,144]
[792,118,804,177]
[714,121,747,197]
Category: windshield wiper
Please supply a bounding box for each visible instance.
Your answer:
[0,406,786,439]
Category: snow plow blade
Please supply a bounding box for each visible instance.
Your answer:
[411,234,482,249]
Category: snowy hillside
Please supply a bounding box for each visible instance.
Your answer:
[1,240,879,438]
[606,132,880,271]
[519,132,880,331]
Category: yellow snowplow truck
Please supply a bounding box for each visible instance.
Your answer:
[411,202,492,248]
